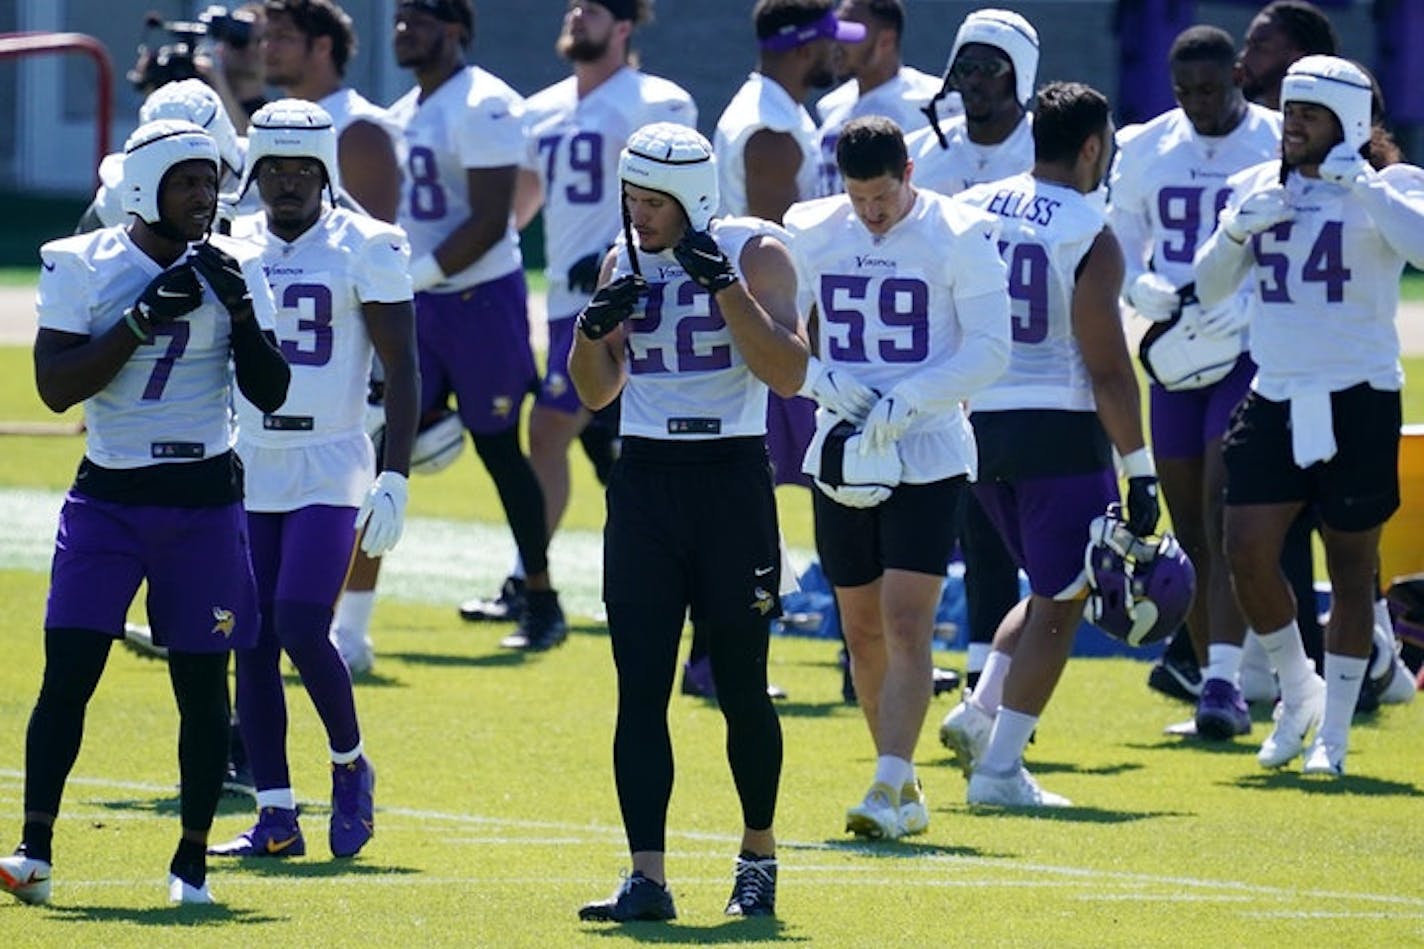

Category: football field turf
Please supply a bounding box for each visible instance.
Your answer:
[0,341,1420,945]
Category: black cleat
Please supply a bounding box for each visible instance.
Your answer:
[578,871,676,922]
[500,590,567,651]
[459,575,526,624]
[932,666,961,697]
[725,854,777,917]
[1147,653,1202,704]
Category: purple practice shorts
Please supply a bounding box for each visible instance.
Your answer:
[416,269,538,435]
[534,312,585,415]
[45,492,259,653]
[765,392,815,488]
[246,505,358,610]
[973,468,1118,599]
[1149,353,1254,459]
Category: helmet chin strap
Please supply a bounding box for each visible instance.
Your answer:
[620,184,642,279]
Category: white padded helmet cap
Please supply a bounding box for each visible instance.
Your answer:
[120,118,219,225]
[618,122,718,231]
[945,8,1040,109]
[1281,55,1373,154]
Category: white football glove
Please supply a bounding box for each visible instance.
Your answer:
[1221,187,1293,243]
[860,389,917,454]
[355,471,409,558]
[1126,272,1182,322]
[1196,298,1250,337]
[1318,142,1374,190]
[798,356,877,424]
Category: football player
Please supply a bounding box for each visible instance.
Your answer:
[570,122,863,923]
[946,82,1161,807]
[812,0,944,196]
[207,99,417,861]
[1237,1,1340,110]
[460,0,696,635]
[390,0,568,649]
[1196,56,1424,776]
[784,116,1010,839]
[0,119,288,905]
[1107,25,1282,739]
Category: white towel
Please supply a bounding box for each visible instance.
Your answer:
[1289,390,1337,467]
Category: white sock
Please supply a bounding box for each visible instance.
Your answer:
[1319,653,1367,748]
[1204,643,1244,687]
[331,741,364,765]
[1256,621,1317,702]
[978,708,1037,775]
[966,642,991,676]
[872,755,913,792]
[969,650,1011,714]
[332,591,376,639]
[1370,598,1395,679]
[256,788,297,811]
[510,554,526,582]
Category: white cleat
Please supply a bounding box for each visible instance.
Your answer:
[331,627,374,676]
[845,782,902,840]
[939,699,993,778]
[0,853,52,905]
[1258,674,1325,768]
[123,622,169,660]
[967,765,1071,808]
[167,873,216,904]
[1370,623,1417,705]
[1302,735,1346,777]
[898,780,929,837]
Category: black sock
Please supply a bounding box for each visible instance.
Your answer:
[739,849,775,861]
[20,823,52,864]
[170,838,206,888]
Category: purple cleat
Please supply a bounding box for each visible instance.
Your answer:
[208,806,306,858]
[330,757,376,858]
[1194,678,1251,740]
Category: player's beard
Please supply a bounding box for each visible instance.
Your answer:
[558,33,610,63]
[1241,63,1287,106]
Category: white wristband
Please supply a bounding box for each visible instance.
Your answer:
[410,254,445,293]
[796,355,826,398]
[1122,447,1156,479]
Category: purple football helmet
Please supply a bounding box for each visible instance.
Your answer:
[1084,505,1196,647]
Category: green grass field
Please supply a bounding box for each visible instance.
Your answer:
[0,322,1421,944]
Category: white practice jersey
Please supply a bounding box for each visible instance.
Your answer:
[906,113,1033,197]
[36,228,276,469]
[714,73,821,217]
[389,66,525,291]
[613,218,784,440]
[814,67,945,195]
[784,190,1009,482]
[957,172,1107,413]
[1109,104,1280,292]
[320,87,403,142]
[1221,160,1424,399]
[523,67,696,317]
[229,207,412,510]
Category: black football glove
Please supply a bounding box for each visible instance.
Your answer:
[673,229,738,294]
[1125,476,1161,537]
[567,251,604,297]
[577,274,647,341]
[191,242,254,317]
[127,264,204,337]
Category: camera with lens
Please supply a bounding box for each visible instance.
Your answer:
[127,5,255,93]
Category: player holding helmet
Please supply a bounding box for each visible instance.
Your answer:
[0,119,288,905]
[205,99,418,862]
[945,82,1166,808]
[784,115,1010,840]
[1195,55,1424,777]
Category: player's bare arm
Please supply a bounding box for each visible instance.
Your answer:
[743,129,805,223]
[363,300,420,475]
[338,121,402,224]
[431,165,518,275]
[1073,227,1146,457]
[512,167,544,232]
[33,327,143,414]
[568,249,629,411]
[717,235,809,397]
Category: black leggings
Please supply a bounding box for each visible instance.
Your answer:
[607,601,782,853]
[26,628,229,833]
[472,427,549,577]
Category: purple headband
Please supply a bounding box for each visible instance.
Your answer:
[759,10,866,52]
